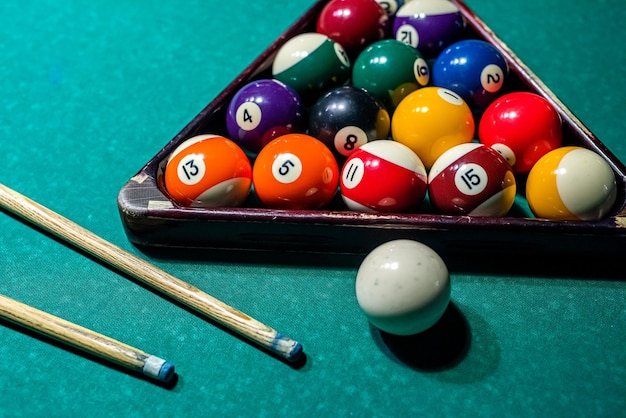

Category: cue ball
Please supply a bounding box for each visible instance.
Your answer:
[428,142,517,216]
[355,239,451,335]
[525,146,617,221]
[391,86,474,169]
[164,134,252,207]
[225,79,306,154]
[478,91,563,174]
[340,140,428,213]
[252,133,339,209]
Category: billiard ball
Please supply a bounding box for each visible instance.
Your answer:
[391,87,475,169]
[428,142,516,216]
[526,146,617,221]
[432,39,509,109]
[393,0,465,58]
[272,32,351,104]
[308,86,390,159]
[252,133,339,209]
[316,0,389,58]
[164,134,252,207]
[355,239,451,335]
[352,39,430,111]
[374,0,405,16]
[340,140,428,212]
[478,91,563,174]
[225,79,306,154]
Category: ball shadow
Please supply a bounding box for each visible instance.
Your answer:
[373,302,471,371]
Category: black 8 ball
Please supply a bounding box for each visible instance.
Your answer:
[308,85,391,160]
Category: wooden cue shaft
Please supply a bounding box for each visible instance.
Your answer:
[0,293,175,382]
[0,184,303,362]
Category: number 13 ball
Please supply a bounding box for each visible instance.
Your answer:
[164,134,252,207]
[252,133,339,210]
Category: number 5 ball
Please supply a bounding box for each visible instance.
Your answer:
[164,134,252,207]
[252,133,339,210]
[526,146,617,221]
[428,143,516,216]
[356,239,451,336]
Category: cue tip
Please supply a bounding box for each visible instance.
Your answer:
[143,355,176,383]
[274,333,304,363]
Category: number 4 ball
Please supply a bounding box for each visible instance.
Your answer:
[356,239,451,336]
[164,134,252,207]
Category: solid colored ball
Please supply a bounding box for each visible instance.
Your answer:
[432,39,509,109]
[352,39,430,111]
[526,146,617,221]
[340,140,428,212]
[225,79,306,154]
[393,0,465,58]
[316,0,389,58]
[391,87,475,169]
[478,91,563,174]
[428,142,516,216]
[252,133,339,209]
[374,0,405,16]
[272,32,351,104]
[308,86,390,159]
[355,239,451,335]
[164,134,252,207]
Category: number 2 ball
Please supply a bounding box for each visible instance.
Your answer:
[428,142,516,216]
[226,79,306,154]
[340,140,428,213]
[164,134,252,207]
[526,146,617,221]
[252,133,339,210]
[478,91,563,174]
[432,39,508,109]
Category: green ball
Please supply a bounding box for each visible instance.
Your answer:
[352,39,430,111]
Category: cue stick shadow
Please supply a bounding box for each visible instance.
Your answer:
[0,316,178,389]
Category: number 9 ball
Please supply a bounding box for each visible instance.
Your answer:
[252,133,339,210]
[164,134,253,207]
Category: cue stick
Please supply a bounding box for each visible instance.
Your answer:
[0,183,303,362]
[0,293,175,383]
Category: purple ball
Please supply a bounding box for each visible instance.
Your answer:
[226,79,306,153]
[393,0,465,58]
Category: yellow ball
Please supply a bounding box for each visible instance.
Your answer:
[526,146,617,220]
[391,87,475,169]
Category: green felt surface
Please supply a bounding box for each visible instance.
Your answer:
[1,0,625,416]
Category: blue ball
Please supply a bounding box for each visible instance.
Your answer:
[431,39,508,109]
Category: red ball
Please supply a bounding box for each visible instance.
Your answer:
[428,143,516,216]
[316,0,390,58]
[478,91,563,174]
[340,140,428,212]
[252,133,339,209]
[164,134,252,207]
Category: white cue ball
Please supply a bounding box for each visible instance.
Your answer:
[355,239,451,335]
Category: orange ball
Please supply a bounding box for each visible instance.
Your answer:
[252,133,339,209]
[164,134,252,207]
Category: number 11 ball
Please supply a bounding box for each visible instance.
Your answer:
[164,134,252,207]
[356,239,451,335]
